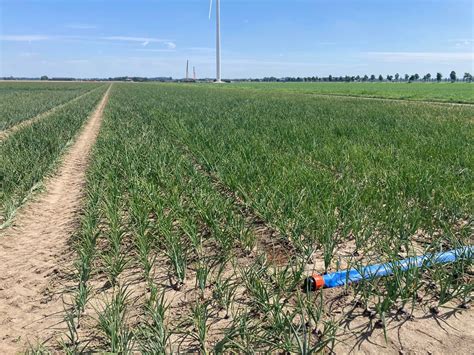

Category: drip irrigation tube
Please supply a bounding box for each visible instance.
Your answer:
[303,246,473,292]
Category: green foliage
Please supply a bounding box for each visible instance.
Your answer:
[147,83,473,261]
[450,71,457,83]
[66,82,472,352]
[228,81,474,103]
[0,85,108,225]
[0,82,101,130]
[96,286,134,353]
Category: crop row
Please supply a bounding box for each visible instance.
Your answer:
[63,83,472,352]
[158,84,473,327]
[68,84,276,352]
[0,82,101,131]
[148,84,473,265]
[0,84,108,226]
[227,82,474,104]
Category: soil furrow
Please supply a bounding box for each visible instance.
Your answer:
[0,85,111,353]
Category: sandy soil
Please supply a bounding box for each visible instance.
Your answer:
[0,85,105,142]
[334,306,473,354]
[0,85,111,353]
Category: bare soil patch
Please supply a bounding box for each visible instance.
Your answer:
[0,85,111,353]
[323,287,474,354]
[336,307,473,354]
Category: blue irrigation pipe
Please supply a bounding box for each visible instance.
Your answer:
[303,246,473,292]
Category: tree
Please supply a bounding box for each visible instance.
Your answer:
[423,73,431,81]
[362,75,369,82]
[463,72,472,82]
[370,74,376,81]
[387,75,393,81]
[395,73,400,81]
[414,73,420,81]
[450,71,457,82]
[436,72,443,82]
[378,74,383,81]
[404,74,409,81]
[40,75,48,80]
[328,75,333,82]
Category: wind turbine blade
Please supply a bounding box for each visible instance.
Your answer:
[209,0,213,19]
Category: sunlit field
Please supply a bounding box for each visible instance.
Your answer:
[70,83,473,352]
[1,81,472,352]
[229,82,474,104]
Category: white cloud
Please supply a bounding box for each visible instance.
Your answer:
[101,36,169,44]
[102,37,175,49]
[0,34,174,47]
[367,52,473,62]
[451,39,474,48]
[0,35,51,41]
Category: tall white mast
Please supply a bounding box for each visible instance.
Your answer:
[209,0,223,83]
[215,0,222,82]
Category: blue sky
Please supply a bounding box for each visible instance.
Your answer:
[0,0,472,78]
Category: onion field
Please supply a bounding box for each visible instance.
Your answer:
[68,83,472,352]
[229,82,474,104]
[0,82,102,130]
[0,81,472,353]
[0,84,108,225]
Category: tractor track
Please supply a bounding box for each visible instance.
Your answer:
[0,85,111,353]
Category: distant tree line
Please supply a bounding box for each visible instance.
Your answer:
[2,72,473,83]
[103,76,173,82]
[1,76,174,82]
[252,71,472,83]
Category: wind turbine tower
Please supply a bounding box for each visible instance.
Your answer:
[209,0,223,83]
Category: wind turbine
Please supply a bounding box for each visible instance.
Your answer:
[209,0,223,83]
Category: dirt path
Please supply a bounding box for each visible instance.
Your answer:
[0,85,106,142]
[0,85,111,353]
